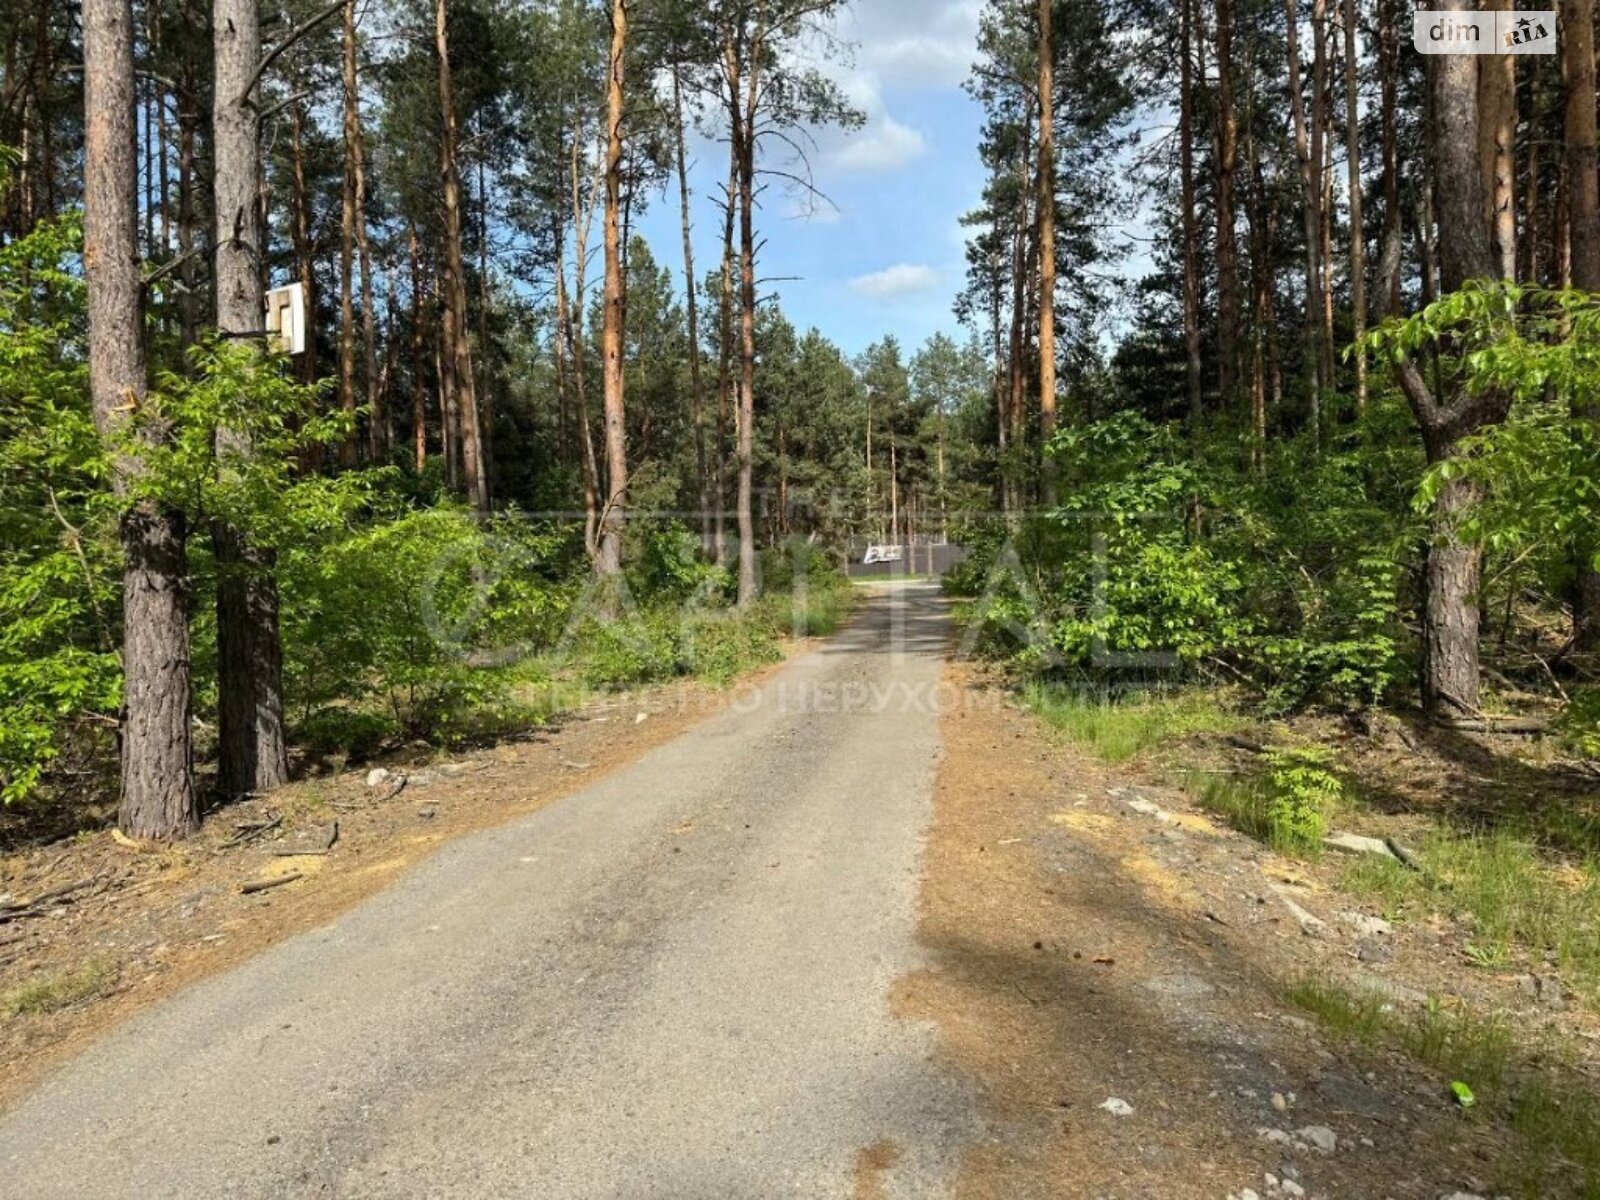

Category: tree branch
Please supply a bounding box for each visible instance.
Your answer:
[242,0,345,105]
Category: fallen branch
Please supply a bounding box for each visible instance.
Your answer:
[240,871,304,895]
[222,813,283,849]
[0,875,100,923]
[1437,716,1549,735]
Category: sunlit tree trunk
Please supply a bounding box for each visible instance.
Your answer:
[596,0,629,580]
[84,0,197,839]
[1479,0,1516,281]
[1036,0,1058,502]
[409,226,428,471]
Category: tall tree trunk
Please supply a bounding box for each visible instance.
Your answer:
[1213,0,1243,407]
[565,130,602,560]
[1179,0,1202,422]
[84,0,197,839]
[1341,0,1367,410]
[1478,0,1516,280]
[176,41,200,347]
[435,0,487,512]
[727,32,761,605]
[671,68,712,559]
[596,0,629,581]
[409,226,428,471]
[1564,0,1600,644]
[713,136,736,566]
[214,0,288,798]
[338,0,360,466]
[1036,0,1058,502]
[1377,0,1403,315]
[1395,0,1500,716]
[288,101,319,387]
[1566,0,1600,291]
[1286,0,1327,434]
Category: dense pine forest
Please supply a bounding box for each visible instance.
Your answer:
[5,0,1600,846]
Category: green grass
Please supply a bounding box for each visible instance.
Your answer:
[1286,976,1600,1198]
[1342,830,1600,997]
[1023,685,1243,763]
[760,582,855,639]
[2,959,116,1018]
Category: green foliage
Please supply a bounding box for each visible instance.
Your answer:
[954,410,1408,711]
[280,506,575,741]
[1558,688,1600,761]
[1191,744,1339,855]
[0,211,120,806]
[1261,745,1340,851]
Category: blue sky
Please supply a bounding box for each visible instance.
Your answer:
[635,0,988,358]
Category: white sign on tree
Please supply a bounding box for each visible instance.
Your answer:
[264,282,307,356]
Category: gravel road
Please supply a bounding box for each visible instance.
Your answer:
[0,582,977,1199]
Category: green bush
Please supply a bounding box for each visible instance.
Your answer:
[279,506,576,741]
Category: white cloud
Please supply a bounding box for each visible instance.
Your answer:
[854,1,983,89]
[830,112,927,172]
[849,263,941,300]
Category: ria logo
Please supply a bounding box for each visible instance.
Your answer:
[1413,8,1557,54]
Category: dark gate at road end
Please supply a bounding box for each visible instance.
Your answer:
[844,539,967,581]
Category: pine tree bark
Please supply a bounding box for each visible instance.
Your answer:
[1566,0,1600,292]
[338,0,360,466]
[1179,0,1202,422]
[596,0,629,581]
[1563,0,1600,644]
[1036,0,1058,501]
[435,0,487,513]
[84,0,197,839]
[1341,0,1367,410]
[1395,5,1502,716]
[726,29,761,605]
[1479,0,1516,281]
[672,67,712,560]
[1213,0,1243,407]
[1286,0,1327,432]
[1376,0,1403,315]
[213,0,288,798]
[288,100,319,387]
[714,138,736,566]
[409,226,428,471]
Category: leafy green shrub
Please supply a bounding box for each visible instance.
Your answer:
[279,506,575,740]
[573,612,683,688]
[1193,744,1339,855]
[678,611,782,683]
[1558,688,1600,761]
[1263,745,1341,851]
[0,209,121,807]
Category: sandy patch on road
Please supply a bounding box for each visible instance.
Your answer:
[897,663,1513,1199]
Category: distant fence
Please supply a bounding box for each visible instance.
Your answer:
[844,540,968,580]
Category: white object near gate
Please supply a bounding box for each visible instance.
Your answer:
[265,282,307,355]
